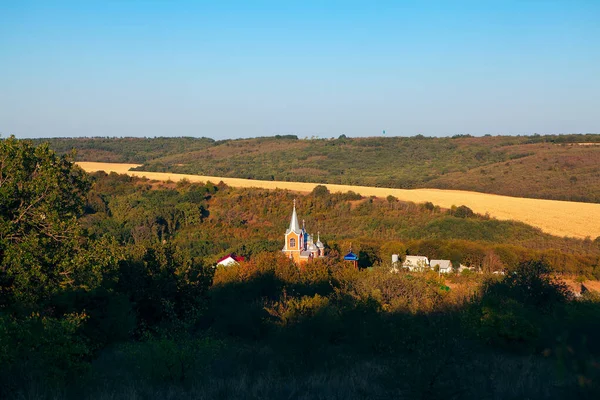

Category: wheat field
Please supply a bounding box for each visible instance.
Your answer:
[77,162,600,240]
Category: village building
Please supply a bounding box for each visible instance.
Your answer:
[402,255,430,272]
[430,259,453,274]
[282,200,325,263]
[216,254,245,267]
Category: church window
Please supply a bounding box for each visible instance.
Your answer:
[290,238,296,248]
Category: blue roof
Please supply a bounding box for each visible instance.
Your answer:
[344,252,358,261]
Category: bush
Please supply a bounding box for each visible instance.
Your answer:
[454,205,474,218]
[118,336,224,384]
[311,184,330,197]
[472,260,572,352]
[0,313,90,396]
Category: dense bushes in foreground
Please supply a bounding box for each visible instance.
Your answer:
[3,253,600,399]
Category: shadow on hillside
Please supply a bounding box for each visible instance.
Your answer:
[6,268,600,400]
[180,270,600,399]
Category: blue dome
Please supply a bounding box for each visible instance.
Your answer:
[344,252,358,261]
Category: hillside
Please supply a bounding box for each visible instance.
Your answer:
[77,161,600,239]
[39,134,600,203]
[83,171,600,276]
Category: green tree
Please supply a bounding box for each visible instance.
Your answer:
[0,137,90,309]
[311,185,330,197]
[454,205,474,218]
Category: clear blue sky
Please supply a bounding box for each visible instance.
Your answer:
[1,0,599,139]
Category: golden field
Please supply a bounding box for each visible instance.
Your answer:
[77,162,600,240]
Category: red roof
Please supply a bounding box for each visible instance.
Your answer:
[216,254,245,264]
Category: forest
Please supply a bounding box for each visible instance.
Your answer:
[38,133,600,203]
[2,137,600,399]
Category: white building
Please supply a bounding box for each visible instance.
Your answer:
[430,259,453,274]
[216,254,245,267]
[402,255,430,272]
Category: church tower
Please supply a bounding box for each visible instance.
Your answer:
[282,200,303,262]
[282,200,326,264]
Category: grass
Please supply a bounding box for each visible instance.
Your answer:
[76,162,600,240]
[8,339,582,400]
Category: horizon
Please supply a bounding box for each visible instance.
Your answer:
[2,1,599,139]
[9,132,600,141]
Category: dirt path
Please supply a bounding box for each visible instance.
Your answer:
[77,162,600,240]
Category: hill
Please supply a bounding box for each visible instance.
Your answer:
[39,134,600,203]
[82,171,600,276]
[76,161,600,239]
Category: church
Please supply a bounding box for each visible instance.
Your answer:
[282,200,325,263]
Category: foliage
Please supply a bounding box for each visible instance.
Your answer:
[40,133,600,203]
[117,336,224,384]
[453,205,475,218]
[0,312,90,396]
[0,136,90,309]
[472,260,572,352]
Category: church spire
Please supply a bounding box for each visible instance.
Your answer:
[287,199,301,234]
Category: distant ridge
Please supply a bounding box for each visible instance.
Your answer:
[38,134,600,204]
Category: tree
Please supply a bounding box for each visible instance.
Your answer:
[0,137,90,309]
[379,241,406,265]
[454,205,474,218]
[358,244,381,269]
[311,185,330,197]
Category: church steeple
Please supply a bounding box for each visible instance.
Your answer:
[283,200,326,264]
[287,199,302,235]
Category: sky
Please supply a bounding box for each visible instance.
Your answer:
[1,0,599,139]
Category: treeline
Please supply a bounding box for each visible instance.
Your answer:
[2,137,600,399]
[32,136,216,164]
[38,133,600,203]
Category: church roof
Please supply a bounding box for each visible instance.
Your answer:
[286,201,302,235]
[344,252,358,261]
[216,254,245,264]
[316,232,324,248]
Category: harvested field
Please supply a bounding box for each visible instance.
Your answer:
[77,162,600,240]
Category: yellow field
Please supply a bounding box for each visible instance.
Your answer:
[76,162,600,240]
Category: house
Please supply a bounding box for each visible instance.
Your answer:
[430,259,453,274]
[216,254,245,267]
[282,200,326,264]
[402,255,430,271]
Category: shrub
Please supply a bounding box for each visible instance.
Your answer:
[0,313,90,396]
[472,260,572,352]
[454,205,474,218]
[311,184,330,197]
[118,336,224,384]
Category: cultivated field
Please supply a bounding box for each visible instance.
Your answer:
[77,162,600,240]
